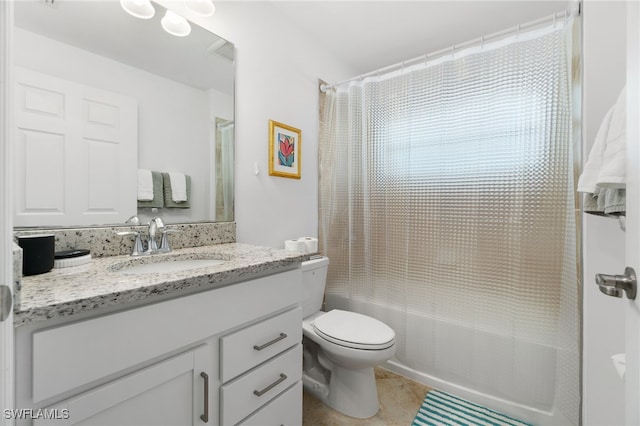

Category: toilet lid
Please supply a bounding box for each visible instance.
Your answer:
[313,310,395,350]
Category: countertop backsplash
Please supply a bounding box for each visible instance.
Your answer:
[14,222,236,258]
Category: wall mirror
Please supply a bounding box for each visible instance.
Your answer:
[13,0,234,228]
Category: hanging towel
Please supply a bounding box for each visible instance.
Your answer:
[583,188,626,217]
[578,87,627,217]
[597,88,626,188]
[583,192,606,216]
[168,172,188,202]
[604,188,626,215]
[162,173,191,208]
[137,171,164,208]
[137,169,154,201]
[577,107,614,193]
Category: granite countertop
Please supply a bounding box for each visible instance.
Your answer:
[15,243,309,327]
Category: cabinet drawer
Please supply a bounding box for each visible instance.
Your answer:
[220,307,301,382]
[220,345,302,426]
[238,381,302,426]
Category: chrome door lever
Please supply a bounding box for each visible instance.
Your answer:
[596,267,637,300]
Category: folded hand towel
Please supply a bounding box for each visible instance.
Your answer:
[168,172,187,202]
[162,173,191,209]
[137,169,154,201]
[137,171,164,208]
[597,88,626,188]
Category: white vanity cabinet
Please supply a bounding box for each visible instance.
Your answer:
[15,268,303,426]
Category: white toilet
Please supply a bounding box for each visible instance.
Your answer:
[301,256,396,419]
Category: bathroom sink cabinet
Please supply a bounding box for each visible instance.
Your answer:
[14,268,303,425]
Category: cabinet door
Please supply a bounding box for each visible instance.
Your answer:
[36,345,213,426]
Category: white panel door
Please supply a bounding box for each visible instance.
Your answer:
[625,2,640,424]
[14,67,137,226]
[0,2,13,425]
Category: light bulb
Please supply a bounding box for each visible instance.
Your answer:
[161,10,192,37]
[120,0,155,19]
[184,0,215,17]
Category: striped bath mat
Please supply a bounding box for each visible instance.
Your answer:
[412,390,533,426]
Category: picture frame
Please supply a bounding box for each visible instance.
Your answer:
[268,119,301,179]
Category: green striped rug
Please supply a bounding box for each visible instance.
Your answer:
[412,390,533,426]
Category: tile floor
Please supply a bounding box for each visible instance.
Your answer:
[302,367,432,426]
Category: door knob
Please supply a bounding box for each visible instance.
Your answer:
[595,267,637,300]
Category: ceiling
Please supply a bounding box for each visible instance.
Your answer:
[270,1,571,77]
[14,0,234,92]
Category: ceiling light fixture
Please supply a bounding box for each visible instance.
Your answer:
[184,0,215,17]
[161,10,192,37]
[120,0,155,19]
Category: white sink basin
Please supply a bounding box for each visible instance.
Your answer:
[116,259,226,275]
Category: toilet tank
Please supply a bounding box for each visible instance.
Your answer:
[301,256,329,318]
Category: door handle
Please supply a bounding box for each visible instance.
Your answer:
[0,285,12,322]
[595,267,637,300]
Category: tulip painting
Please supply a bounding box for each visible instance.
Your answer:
[269,119,301,179]
[278,134,295,167]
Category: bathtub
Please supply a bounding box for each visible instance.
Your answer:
[327,297,576,426]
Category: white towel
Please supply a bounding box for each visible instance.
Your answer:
[577,106,614,193]
[597,88,626,188]
[578,87,627,193]
[137,169,154,201]
[168,172,187,202]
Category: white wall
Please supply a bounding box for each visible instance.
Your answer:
[14,27,220,224]
[582,2,627,425]
[156,0,357,248]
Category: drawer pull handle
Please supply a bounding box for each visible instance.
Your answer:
[253,373,287,397]
[200,372,209,423]
[253,333,287,351]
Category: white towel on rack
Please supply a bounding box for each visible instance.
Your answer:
[577,106,614,193]
[137,169,154,201]
[168,172,188,202]
[578,87,627,216]
[597,88,626,188]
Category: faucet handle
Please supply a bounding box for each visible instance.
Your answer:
[158,229,179,253]
[147,217,166,252]
[116,231,145,256]
[125,215,140,225]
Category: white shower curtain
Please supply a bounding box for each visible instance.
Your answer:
[319,19,579,424]
[215,121,234,222]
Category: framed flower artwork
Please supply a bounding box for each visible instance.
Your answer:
[268,119,301,179]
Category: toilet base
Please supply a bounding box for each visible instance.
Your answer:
[305,365,379,419]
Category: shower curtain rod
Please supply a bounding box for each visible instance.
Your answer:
[320,2,580,93]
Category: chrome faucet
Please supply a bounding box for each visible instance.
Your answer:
[117,216,176,256]
[147,217,165,253]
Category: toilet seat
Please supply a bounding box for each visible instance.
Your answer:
[312,309,395,350]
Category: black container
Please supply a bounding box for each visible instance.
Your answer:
[18,234,55,276]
